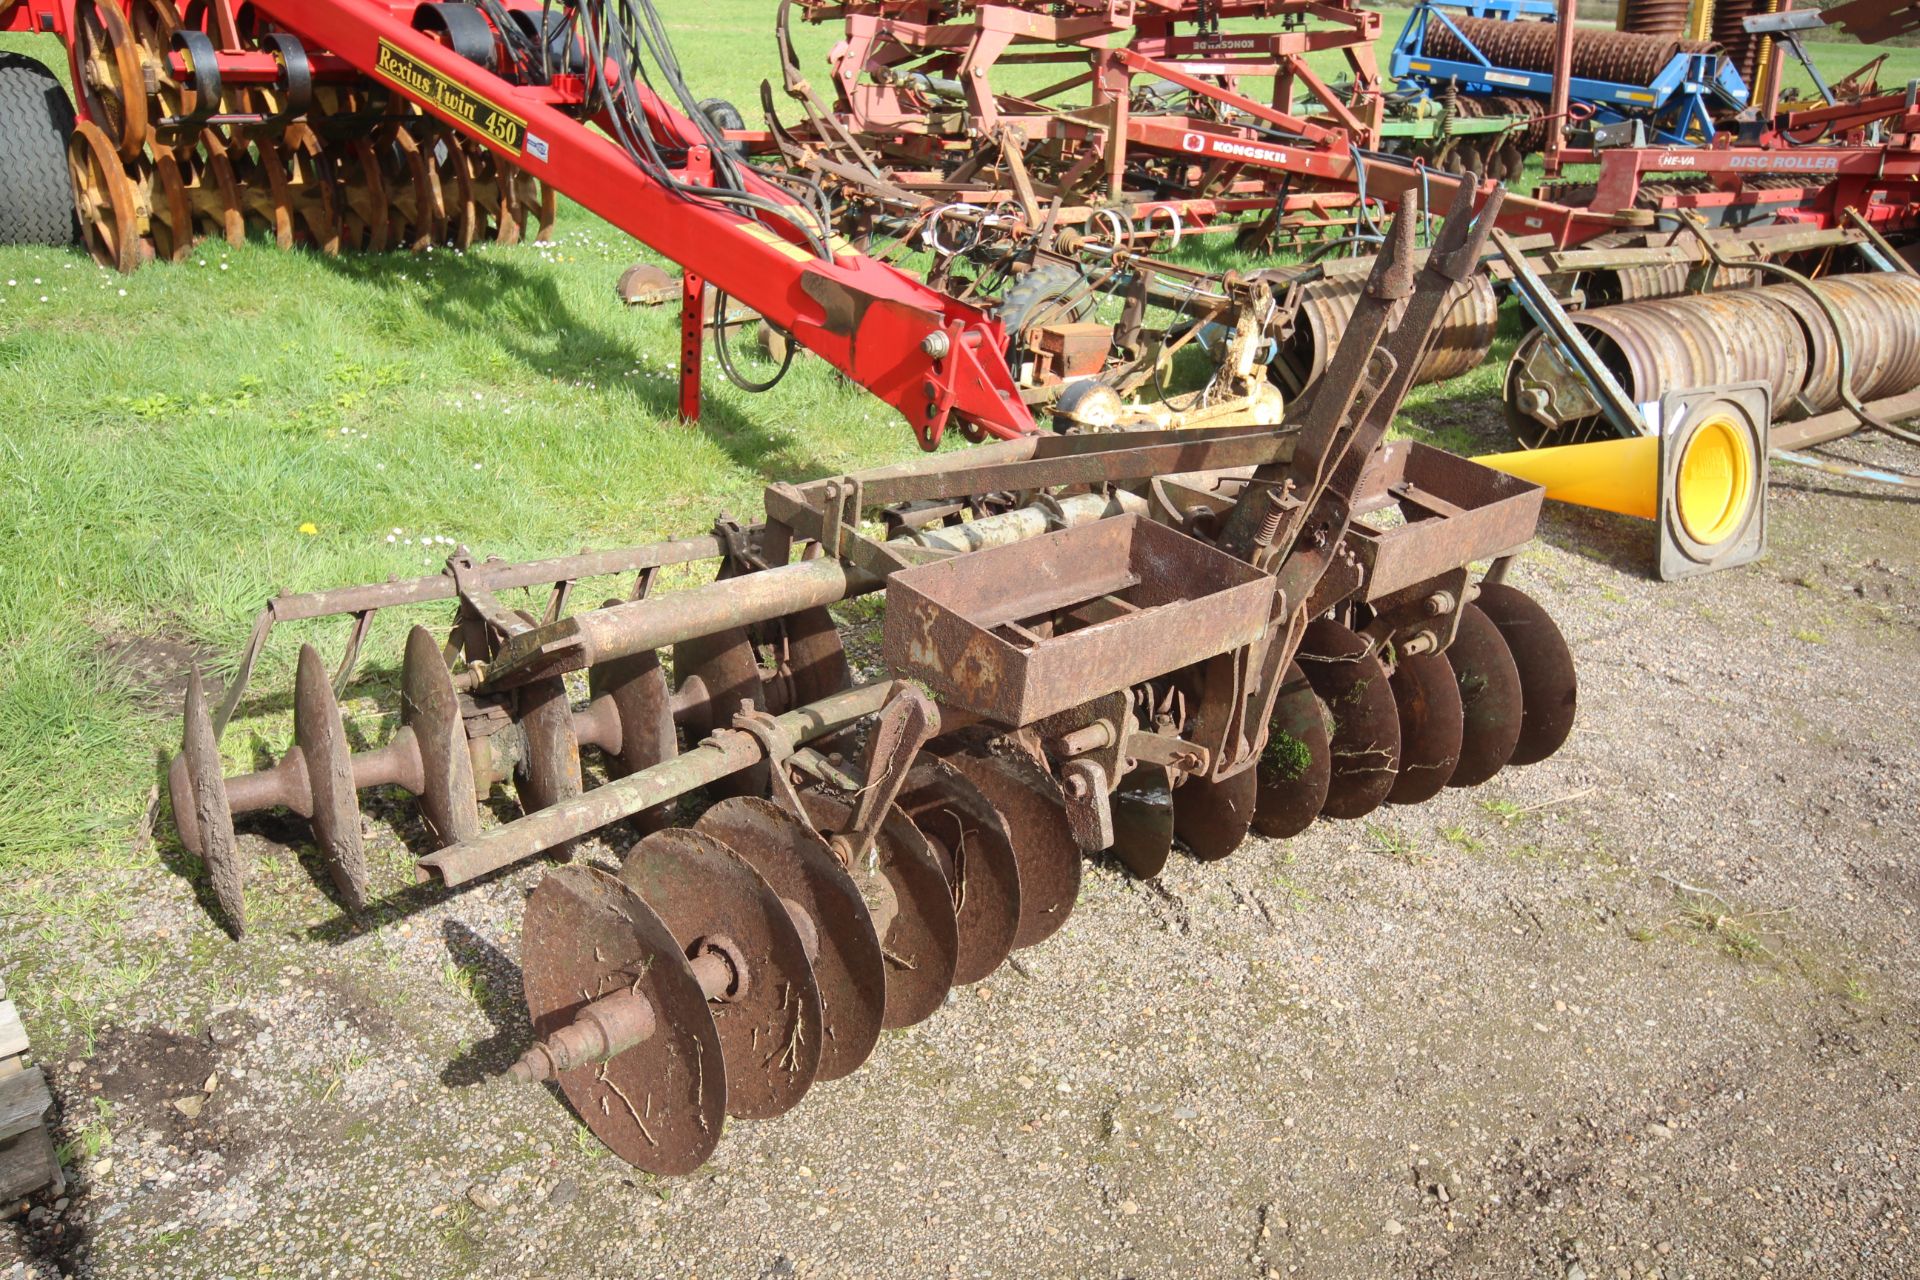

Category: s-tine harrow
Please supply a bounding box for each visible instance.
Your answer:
[64,0,556,273]
[169,185,1579,1174]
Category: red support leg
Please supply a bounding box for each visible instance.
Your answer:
[680,265,703,424]
[678,145,711,425]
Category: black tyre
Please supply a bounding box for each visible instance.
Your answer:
[696,97,746,157]
[994,262,1091,348]
[0,51,78,246]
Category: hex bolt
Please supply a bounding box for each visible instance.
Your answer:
[921,332,951,359]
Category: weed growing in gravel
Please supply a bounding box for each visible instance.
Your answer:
[1267,852,1316,909]
[1365,824,1426,866]
[56,1097,113,1166]
[1481,799,1526,825]
[1667,891,1790,963]
[571,1124,611,1161]
[1440,825,1482,853]
[441,959,484,1005]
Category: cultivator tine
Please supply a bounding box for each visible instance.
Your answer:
[1445,606,1526,788]
[692,798,887,1081]
[1473,585,1578,767]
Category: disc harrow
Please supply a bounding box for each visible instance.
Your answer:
[62,0,556,273]
[167,189,1581,1173]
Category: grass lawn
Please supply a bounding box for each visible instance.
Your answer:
[0,3,1903,1034]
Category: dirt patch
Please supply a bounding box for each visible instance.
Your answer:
[97,634,217,713]
[78,1024,255,1164]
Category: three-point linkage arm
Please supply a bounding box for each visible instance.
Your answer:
[246,0,1038,449]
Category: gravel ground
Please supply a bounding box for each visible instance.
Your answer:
[3,435,1916,1280]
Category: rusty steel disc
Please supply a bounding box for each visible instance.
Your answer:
[766,606,849,715]
[673,627,766,737]
[294,645,369,911]
[798,791,958,1029]
[941,740,1079,947]
[522,865,726,1175]
[400,626,479,848]
[620,828,822,1120]
[513,675,584,821]
[694,798,885,1081]
[590,647,676,778]
[1473,584,1577,767]
[1297,619,1402,820]
[588,645,677,831]
[1173,764,1259,861]
[675,626,768,798]
[72,0,149,159]
[172,667,245,932]
[897,759,1022,984]
[1446,605,1525,788]
[67,121,143,274]
[1385,651,1464,806]
[1253,662,1332,840]
[1110,763,1176,878]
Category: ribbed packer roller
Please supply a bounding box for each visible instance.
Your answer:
[1506,268,1920,446]
[167,190,1580,1173]
[63,0,556,272]
[1262,268,1501,398]
[1419,16,1721,86]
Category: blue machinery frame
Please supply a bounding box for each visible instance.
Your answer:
[1388,0,1749,146]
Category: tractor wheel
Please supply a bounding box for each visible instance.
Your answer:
[995,263,1091,344]
[0,52,78,246]
[697,97,746,157]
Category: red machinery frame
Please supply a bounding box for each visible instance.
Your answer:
[4,0,1039,448]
